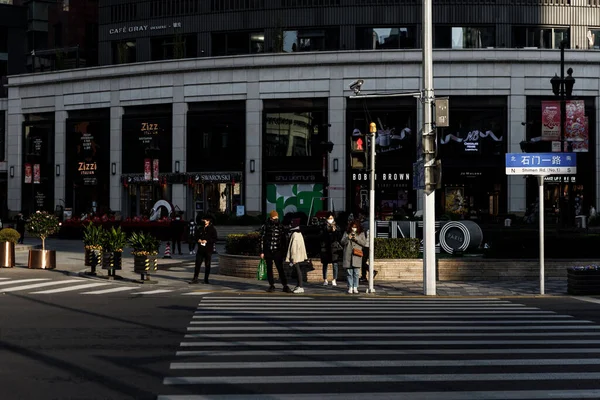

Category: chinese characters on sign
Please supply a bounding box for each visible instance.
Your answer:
[505,153,577,175]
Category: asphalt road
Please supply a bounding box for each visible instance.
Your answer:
[3,293,600,399]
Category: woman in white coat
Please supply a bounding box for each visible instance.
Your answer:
[340,220,368,294]
[285,227,308,294]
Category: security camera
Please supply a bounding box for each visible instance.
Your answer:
[349,79,364,94]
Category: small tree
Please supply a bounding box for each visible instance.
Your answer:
[26,211,60,251]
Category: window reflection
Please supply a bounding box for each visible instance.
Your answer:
[435,26,495,48]
[356,27,416,49]
[513,27,569,49]
[282,28,339,52]
[212,32,264,56]
[265,112,323,157]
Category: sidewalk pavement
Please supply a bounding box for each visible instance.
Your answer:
[10,238,569,297]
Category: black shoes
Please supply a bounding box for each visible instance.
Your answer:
[189,278,199,284]
[282,286,292,293]
[266,286,276,292]
[204,279,210,284]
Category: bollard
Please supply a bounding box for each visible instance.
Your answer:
[163,241,172,259]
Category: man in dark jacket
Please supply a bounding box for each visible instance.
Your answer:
[320,212,342,286]
[170,214,186,255]
[15,213,25,244]
[260,210,291,293]
[190,215,218,284]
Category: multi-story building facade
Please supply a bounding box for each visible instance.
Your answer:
[3,0,600,223]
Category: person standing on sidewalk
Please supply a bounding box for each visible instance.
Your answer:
[190,215,218,284]
[260,210,292,293]
[170,214,185,255]
[15,213,25,244]
[188,220,197,255]
[320,212,342,286]
[285,223,309,294]
[340,220,368,294]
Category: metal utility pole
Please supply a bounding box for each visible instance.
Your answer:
[422,0,436,296]
[367,122,377,294]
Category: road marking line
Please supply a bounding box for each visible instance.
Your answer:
[183,292,213,296]
[189,319,588,324]
[179,339,600,346]
[156,389,600,399]
[31,282,110,293]
[135,289,173,295]
[0,280,85,292]
[193,310,551,314]
[163,372,600,385]
[0,278,11,280]
[192,314,568,320]
[571,296,600,305]
[82,287,139,294]
[186,325,599,331]
[175,348,600,357]
[0,278,50,286]
[170,358,600,369]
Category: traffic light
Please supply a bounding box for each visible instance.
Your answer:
[350,132,367,169]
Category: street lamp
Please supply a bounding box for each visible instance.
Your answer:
[549,39,576,227]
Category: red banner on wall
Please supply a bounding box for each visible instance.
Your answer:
[24,163,32,184]
[33,164,40,184]
[152,159,159,181]
[570,116,589,153]
[144,158,151,181]
[541,101,561,141]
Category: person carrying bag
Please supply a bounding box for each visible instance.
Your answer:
[285,225,309,294]
[340,220,368,294]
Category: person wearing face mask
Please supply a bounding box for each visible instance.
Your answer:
[260,210,292,293]
[340,220,368,294]
[320,212,342,286]
[189,215,218,284]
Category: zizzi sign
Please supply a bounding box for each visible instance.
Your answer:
[109,22,181,35]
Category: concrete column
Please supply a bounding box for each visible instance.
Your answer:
[508,93,527,214]
[416,100,423,213]
[172,97,188,215]
[110,106,124,214]
[245,78,262,215]
[54,110,67,211]
[596,95,600,211]
[7,86,23,214]
[328,79,346,212]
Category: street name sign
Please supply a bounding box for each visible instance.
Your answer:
[505,153,576,175]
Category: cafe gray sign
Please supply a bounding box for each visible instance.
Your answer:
[108,22,181,35]
[375,220,483,254]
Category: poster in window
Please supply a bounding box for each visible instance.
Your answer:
[152,159,159,181]
[541,101,561,141]
[144,158,151,181]
[24,163,32,184]
[33,164,41,184]
[570,116,589,153]
[565,100,588,152]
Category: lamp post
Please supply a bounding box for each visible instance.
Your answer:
[549,39,576,227]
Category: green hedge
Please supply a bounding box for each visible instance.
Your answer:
[226,232,261,256]
[374,238,421,259]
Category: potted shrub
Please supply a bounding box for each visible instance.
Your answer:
[83,223,103,275]
[100,226,127,278]
[26,211,60,269]
[0,228,20,268]
[128,231,160,280]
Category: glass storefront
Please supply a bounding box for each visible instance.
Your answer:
[437,96,507,221]
[346,98,417,218]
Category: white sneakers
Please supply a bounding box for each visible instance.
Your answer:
[293,287,305,294]
[353,287,359,294]
[348,287,359,294]
[323,280,328,286]
[347,288,353,294]
[331,279,337,286]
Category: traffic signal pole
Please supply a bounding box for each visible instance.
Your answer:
[422,0,436,296]
[367,122,377,294]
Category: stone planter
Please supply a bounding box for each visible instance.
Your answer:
[567,268,600,295]
[84,248,102,275]
[102,251,123,278]
[0,242,15,268]
[133,254,158,281]
[27,249,56,269]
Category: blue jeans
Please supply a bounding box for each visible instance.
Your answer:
[346,267,360,288]
[322,262,338,280]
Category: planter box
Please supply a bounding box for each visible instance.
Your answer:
[102,251,123,271]
[27,249,56,269]
[0,242,15,268]
[567,268,600,295]
[133,255,158,273]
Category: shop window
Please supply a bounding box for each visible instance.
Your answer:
[0,27,7,53]
[264,112,326,157]
[151,34,197,61]
[111,40,136,64]
[513,26,569,49]
[587,29,600,49]
[212,32,264,56]
[211,0,265,11]
[356,27,416,50]
[435,26,495,48]
[0,111,5,161]
[282,28,340,52]
[53,23,63,47]
[110,3,137,23]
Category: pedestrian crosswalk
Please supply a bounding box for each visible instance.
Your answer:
[158,296,600,399]
[0,277,184,296]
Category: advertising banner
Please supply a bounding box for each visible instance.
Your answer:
[565,100,588,152]
[144,158,151,181]
[541,101,561,141]
[152,159,159,181]
[24,163,32,184]
[33,164,41,184]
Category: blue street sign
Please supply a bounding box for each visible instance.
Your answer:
[505,153,577,175]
